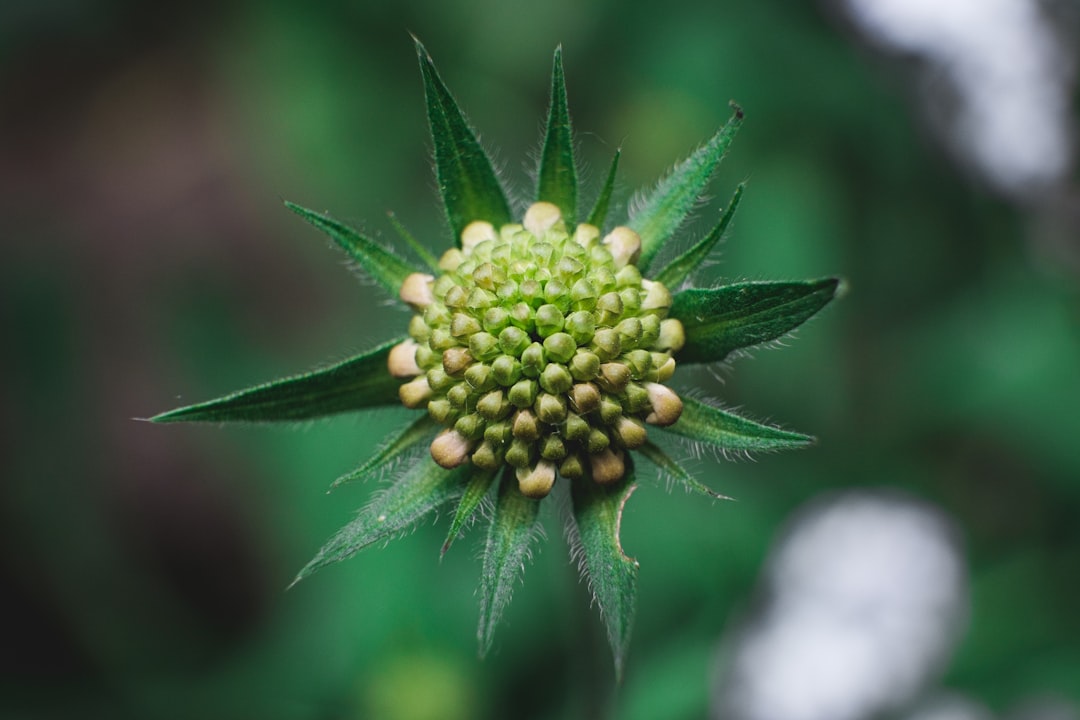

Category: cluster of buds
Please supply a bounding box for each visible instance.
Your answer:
[389,201,686,498]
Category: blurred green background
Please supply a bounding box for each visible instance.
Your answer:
[2,1,1078,718]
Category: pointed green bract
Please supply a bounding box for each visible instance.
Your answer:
[586,149,620,229]
[387,210,441,272]
[292,458,466,587]
[569,463,638,681]
[442,467,497,556]
[637,440,732,500]
[662,396,813,452]
[286,202,419,298]
[330,414,439,490]
[417,40,513,241]
[630,106,744,271]
[670,278,840,364]
[151,338,406,423]
[651,184,745,288]
[477,469,543,656]
[537,46,577,222]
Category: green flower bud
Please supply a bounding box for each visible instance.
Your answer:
[521,342,547,377]
[618,288,642,315]
[622,382,651,413]
[639,314,661,348]
[640,279,673,314]
[498,326,529,357]
[496,279,519,302]
[563,412,590,442]
[511,409,540,441]
[564,311,596,345]
[570,279,597,311]
[464,363,496,393]
[484,420,512,446]
[414,343,438,370]
[569,382,602,414]
[586,427,611,454]
[508,378,538,408]
[616,317,642,347]
[559,453,586,480]
[592,267,616,293]
[569,350,601,382]
[427,398,456,424]
[555,256,584,280]
[544,279,571,312]
[540,434,567,461]
[491,354,523,386]
[443,284,468,309]
[655,354,676,382]
[477,390,509,420]
[447,382,471,408]
[539,363,573,395]
[426,367,455,392]
[599,395,623,424]
[509,302,535,333]
[536,392,567,424]
[451,312,482,338]
[596,291,623,326]
[467,287,496,309]
[429,327,457,352]
[622,349,653,380]
[598,362,631,393]
[454,413,485,440]
[472,264,504,292]
[471,440,502,470]
[505,438,534,468]
[468,332,501,361]
[542,332,577,364]
[408,315,431,342]
[535,304,565,338]
[482,306,511,334]
[520,278,543,305]
[529,242,555,266]
[615,264,642,289]
[591,328,622,361]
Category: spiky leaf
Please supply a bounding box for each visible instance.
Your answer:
[417,39,512,241]
[330,414,439,490]
[630,106,743,271]
[670,278,840,364]
[292,458,466,586]
[651,184,744,288]
[286,202,419,298]
[637,440,732,500]
[537,46,577,222]
[586,148,621,229]
[662,396,814,452]
[477,469,543,656]
[569,462,638,681]
[151,337,406,423]
[442,467,497,556]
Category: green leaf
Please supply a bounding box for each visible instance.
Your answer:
[637,440,732,500]
[151,337,407,423]
[477,468,543,657]
[586,148,620,229]
[670,278,840,364]
[537,46,577,222]
[661,396,814,453]
[568,461,638,681]
[330,414,439,490]
[630,106,744,271]
[387,210,441,273]
[416,39,513,241]
[291,458,467,587]
[651,184,744,288]
[285,202,419,298]
[442,467,497,556]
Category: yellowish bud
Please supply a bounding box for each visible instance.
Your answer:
[523,201,563,238]
[399,272,435,309]
[640,279,673,313]
[602,227,641,268]
[655,318,685,351]
[461,221,497,254]
[430,429,472,468]
[398,376,433,409]
[516,460,557,498]
[387,340,421,378]
[644,382,683,426]
[655,355,677,382]
[590,449,625,485]
[573,223,600,248]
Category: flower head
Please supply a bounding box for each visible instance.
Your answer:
[152,40,839,678]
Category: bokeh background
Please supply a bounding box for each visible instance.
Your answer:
[3,1,1079,718]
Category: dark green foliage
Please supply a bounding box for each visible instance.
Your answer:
[537,46,577,222]
[661,396,814,453]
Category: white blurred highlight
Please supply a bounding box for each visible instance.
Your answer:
[843,0,1075,197]
[713,492,967,720]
